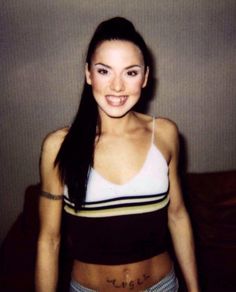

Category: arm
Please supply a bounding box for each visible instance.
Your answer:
[166,122,200,292]
[35,130,66,292]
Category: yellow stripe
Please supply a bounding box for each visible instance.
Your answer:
[84,194,167,209]
[64,195,169,218]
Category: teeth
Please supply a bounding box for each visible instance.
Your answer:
[106,95,127,106]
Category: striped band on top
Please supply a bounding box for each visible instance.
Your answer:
[64,192,169,218]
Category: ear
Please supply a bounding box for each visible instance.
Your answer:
[142,66,149,88]
[85,63,92,85]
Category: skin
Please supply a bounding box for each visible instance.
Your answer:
[85,40,149,120]
[35,40,200,292]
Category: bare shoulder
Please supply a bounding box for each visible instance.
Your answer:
[40,128,68,189]
[42,127,68,150]
[133,112,179,140]
[155,117,179,154]
[156,117,179,137]
[41,127,69,158]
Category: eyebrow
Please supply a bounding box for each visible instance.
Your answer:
[93,63,143,69]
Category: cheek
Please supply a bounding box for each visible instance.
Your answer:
[91,76,106,91]
[128,78,145,92]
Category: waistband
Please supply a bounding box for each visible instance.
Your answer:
[70,267,179,292]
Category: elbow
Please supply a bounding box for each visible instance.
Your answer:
[168,205,190,227]
[37,232,61,252]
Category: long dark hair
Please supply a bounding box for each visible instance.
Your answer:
[55,17,151,211]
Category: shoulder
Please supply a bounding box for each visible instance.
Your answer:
[133,112,179,139]
[41,127,69,159]
[155,117,179,155]
[155,117,179,138]
[40,128,68,185]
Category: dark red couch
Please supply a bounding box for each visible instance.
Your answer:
[184,170,236,292]
[0,171,235,291]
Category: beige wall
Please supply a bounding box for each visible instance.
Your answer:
[1,0,236,243]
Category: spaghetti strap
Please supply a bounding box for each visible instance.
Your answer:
[151,116,156,143]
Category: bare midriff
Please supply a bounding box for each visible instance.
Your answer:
[71,252,173,291]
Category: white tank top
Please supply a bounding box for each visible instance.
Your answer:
[85,117,169,202]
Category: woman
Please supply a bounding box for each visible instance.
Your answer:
[35,17,199,292]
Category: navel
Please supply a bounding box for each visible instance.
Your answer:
[123,268,131,281]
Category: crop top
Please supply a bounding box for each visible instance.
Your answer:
[63,117,170,265]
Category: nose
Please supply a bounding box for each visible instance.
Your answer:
[110,75,124,92]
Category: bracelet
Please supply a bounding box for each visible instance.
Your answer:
[40,190,64,200]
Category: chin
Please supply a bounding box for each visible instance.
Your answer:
[100,106,133,119]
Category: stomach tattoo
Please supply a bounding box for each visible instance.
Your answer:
[106,274,150,290]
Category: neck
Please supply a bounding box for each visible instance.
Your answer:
[98,111,137,135]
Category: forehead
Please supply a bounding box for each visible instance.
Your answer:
[91,40,144,65]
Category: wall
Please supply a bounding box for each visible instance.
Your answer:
[0,0,235,243]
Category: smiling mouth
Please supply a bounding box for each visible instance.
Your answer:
[105,95,128,106]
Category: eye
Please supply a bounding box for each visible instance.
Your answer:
[97,68,109,75]
[127,70,139,77]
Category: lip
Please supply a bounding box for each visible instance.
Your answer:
[105,95,128,107]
